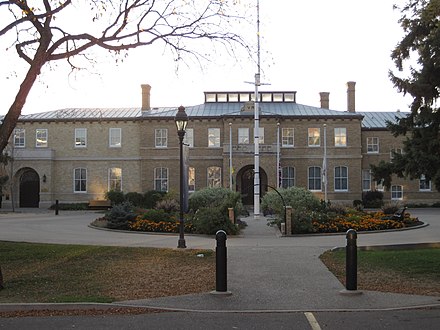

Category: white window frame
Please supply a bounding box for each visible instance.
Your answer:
[390,148,403,160]
[375,179,385,192]
[308,128,321,147]
[281,166,295,188]
[334,166,348,192]
[75,128,87,148]
[109,128,122,148]
[282,128,294,147]
[308,166,322,191]
[334,128,347,147]
[238,128,249,144]
[419,175,432,191]
[108,168,122,192]
[73,168,87,193]
[253,127,264,144]
[36,129,48,148]
[154,167,168,192]
[208,128,221,148]
[184,128,194,147]
[391,185,403,200]
[14,128,25,148]
[362,169,371,191]
[155,128,168,148]
[207,166,221,187]
[367,137,379,153]
[188,166,195,192]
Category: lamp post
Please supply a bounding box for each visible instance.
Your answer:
[175,105,188,249]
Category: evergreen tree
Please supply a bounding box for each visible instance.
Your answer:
[372,0,440,191]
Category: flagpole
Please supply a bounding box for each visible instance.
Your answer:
[253,0,261,218]
[276,122,280,189]
[229,122,233,191]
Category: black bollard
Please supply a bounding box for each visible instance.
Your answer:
[55,199,59,215]
[346,229,358,291]
[215,230,227,292]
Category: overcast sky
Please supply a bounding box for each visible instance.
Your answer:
[0,0,413,115]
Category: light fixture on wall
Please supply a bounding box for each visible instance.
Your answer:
[42,174,47,183]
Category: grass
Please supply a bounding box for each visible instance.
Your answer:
[320,248,440,296]
[0,241,215,303]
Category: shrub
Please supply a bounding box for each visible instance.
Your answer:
[191,206,238,235]
[105,202,136,229]
[105,190,125,206]
[353,200,363,209]
[362,190,384,208]
[143,190,166,209]
[138,209,176,223]
[188,187,236,211]
[155,199,180,213]
[124,192,144,207]
[382,203,400,215]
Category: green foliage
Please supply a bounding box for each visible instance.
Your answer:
[155,199,179,213]
[105,190,125,206]
[105,202,136,230]
[124,192,144,207]
[375,0,440,191]
[138,209,176,223]
[188,187,236,211]
[382,203,400,215]
[362,190,384,208]
[143,190,166,209]
[191,206,238,235]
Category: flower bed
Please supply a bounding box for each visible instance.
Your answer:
[311,211,421,233]
[128,216,194,233]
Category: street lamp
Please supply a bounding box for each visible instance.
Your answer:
[175,105,188,249]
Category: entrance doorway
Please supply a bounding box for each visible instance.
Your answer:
[19,169,40,207]
[237,165,268,205]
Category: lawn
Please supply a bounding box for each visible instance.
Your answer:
[320,248,440,296]
[0,241,215,303]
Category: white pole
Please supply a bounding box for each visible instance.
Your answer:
[229,122,233,191]
[253,0,261,218]
[276,122,280,189]
[323,124,328,202]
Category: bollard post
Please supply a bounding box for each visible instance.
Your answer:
[55,199,59,216]
[346,229,358,291]
[215,230,228,293]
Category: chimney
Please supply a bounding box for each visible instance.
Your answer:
[347,81,356,112]
[319,92,330,109]
[141,84,151,111]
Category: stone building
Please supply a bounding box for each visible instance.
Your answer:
[1,82,439,209]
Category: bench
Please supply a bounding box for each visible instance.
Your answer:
[88,200,112,210]
[391,207,407,221]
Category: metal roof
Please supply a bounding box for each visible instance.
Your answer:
[358,111,409,129]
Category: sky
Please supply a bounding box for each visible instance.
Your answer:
[0,0,413,116]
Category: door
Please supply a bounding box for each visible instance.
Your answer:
[19,170,40,207]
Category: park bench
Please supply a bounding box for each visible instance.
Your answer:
[88,199,112,210]
[391,207,407,221]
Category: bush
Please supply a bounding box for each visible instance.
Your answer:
[353,200,363,209]
[105,202,136,229]
[105,190,125,206]
[382,203,400,215]
[362,190,384,208]
[124,192,144,207]
[143,190,166,209]
[191,206,238,235]
[155,199,180,213]
[138,209,176,223]
[188,187,236,211]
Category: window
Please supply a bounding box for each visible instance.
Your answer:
[208,128,221,147]
[367,137,379,153]
[362,170,371,191]
[390,148,402,160]
[254,127,264,144]
[188,167,195,192]
[334,166,348,191]
[35,129,48,148]
[155,129,168,148]
[14,128,25,147]
[391,185,403,200]
[308,128,320,147]
[154,167,168,192]
[74,168,87,193]
[282,128,294,147]
[375,179,385,191]
[108,168,122,192]
[281,166,295,188]
[75,128,87,147]
[184,128,194,147]
[109,128,121,148]
[334,128,347,147]
[308,166,322,191]
[419,175,431,191]
[238,128,249,144]
[207,166,221,187]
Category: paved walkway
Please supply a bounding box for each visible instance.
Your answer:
[0,208,439,312]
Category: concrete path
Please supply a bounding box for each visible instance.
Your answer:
[0,208,439,312]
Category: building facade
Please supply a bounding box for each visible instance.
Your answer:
[1,82,439,209]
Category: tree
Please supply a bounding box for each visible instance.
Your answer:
[371,0,440,191]
[0,0,251,153]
